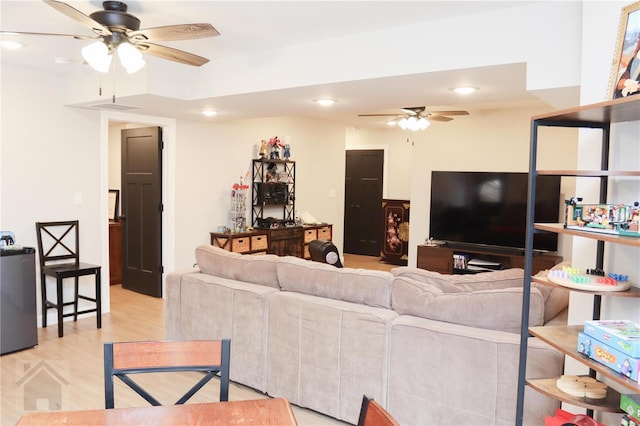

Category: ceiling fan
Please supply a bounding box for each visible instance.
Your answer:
[359,106,469,130]
[1,0,220,70]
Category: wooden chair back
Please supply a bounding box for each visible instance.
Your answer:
[35,220,81,267]
[104,340,231,409]
[357,395,400,426]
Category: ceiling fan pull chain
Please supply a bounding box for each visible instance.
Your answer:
[112,70,116,104]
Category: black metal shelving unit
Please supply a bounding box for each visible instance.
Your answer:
[251,159,296,228]
[515,96,640,425]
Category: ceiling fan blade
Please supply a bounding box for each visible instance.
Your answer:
[0,30,95,40]
[43,0,112,36]
[136,42,209,66]
[357,114,400,117]
[429,110,469,116]
[129,23,220,42]
[428,115,453,122]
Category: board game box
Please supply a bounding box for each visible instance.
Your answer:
[583,320,640,358]
[621,394,640,420]
[577,332,640,383]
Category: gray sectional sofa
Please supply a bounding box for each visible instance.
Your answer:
[165,245,569,425]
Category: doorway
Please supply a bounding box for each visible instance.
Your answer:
[120,126,163,297]
[343,149,384,256]
[103,112,176,309]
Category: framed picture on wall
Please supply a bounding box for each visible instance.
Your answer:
[108,189,120,222]
[609,1,640,99]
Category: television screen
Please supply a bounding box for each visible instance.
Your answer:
[429,171,560,252]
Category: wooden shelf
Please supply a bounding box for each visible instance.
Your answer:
[529,325,640,394]
[534,223,640,247]
[532,276,640,297]
[537,170,640,177]
[532,96,640,126]
[527,378,622,413]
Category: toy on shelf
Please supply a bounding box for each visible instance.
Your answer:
[258,140,269,159]
[564,198,640,238]
[268,136,284,160]
[555,375,607,399]
[229,172,249,232]
[547,265,632,292]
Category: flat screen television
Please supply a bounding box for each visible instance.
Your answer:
[429,171,561,253]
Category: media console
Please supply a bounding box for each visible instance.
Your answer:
[417,244,562,275]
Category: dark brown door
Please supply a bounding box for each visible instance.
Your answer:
[121,127,162,297]
[343,149,384,256]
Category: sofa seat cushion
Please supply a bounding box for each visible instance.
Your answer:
[276,256,394,308]
[195,244,280,289]
[391,276,545,333]
[266,291,398,424]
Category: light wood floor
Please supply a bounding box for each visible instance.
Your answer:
[0,254,390,425]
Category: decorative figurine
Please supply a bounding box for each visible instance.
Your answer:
[283,143,291,159]
[269,136,283,160]
[258,140,268,159]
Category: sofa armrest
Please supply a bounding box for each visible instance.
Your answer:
[388,316,563,426]
[165,267,199,340]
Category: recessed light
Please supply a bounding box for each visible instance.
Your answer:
[1,40,24,49]
[201,110,218,117]
[53,57,72,64]
[314,99,337,106]
[451,86,478,95]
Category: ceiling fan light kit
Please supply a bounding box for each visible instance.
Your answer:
[397,116,430,131]
[116,42,145,73]
[81,40,112,72]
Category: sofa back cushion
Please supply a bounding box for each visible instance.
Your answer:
[392,267,568,323]
[392,267,525,292]
[195,245,280,289]
[391,276,545,333]
[276,256,393,308]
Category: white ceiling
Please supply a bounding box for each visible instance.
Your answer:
[0,0,573,128]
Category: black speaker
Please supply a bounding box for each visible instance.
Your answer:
[308,240,343,268]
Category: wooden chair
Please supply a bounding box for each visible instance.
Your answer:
[104,340,231,409]
[357,395,400,426]
[35,220,101,338]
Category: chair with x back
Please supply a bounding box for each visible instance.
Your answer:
[35,220,102,338]
[104,339,231,409]
[357,395,400,426]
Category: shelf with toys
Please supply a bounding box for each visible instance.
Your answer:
[515,95,640,425]
[252,136,296,229]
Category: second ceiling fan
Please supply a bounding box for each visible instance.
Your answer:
[359,106,469,130]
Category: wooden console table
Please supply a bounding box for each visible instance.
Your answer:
[17,398,297,425]
[210,230,269,255]
[417,244,561,275]
[211,224,332,259]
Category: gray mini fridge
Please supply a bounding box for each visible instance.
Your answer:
[0,247,38,355]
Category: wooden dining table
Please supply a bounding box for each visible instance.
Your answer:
[16,397,298,425]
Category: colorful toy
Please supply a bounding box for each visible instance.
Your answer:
[564,198,640,238]
[547,265,632,292]
[268,136,283,160]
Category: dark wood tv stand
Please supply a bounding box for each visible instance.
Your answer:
[417,244,561,275]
